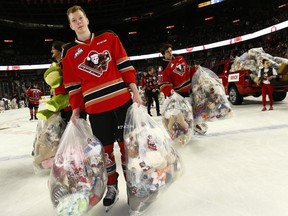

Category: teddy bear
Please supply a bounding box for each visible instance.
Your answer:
[164,111,192,145]
[192,67,232,124]
[162,93,193,145]
[49,128,107,213]
[36,65,70,120]
[124,104,184,215]
[33,114,66,170]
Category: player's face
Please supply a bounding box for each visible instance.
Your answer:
[164,48,173,60]
[69,10,89,34]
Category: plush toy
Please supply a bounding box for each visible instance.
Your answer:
[45,65,63,89]
[36,65,70,120]
[191,66,232,124]
[49,124,107,214]
[162,93,193,145]
[124,104,183,215]
[167,113,189,133]
[33,114,66,170]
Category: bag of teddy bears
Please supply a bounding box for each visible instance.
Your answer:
[49,119,107,216]
[124,103,183,216]
[230,48,288,82]
[191,66,232,126]
[33,113,66,173]
[161,92,193,145]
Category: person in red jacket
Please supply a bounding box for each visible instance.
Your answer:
[159,43,207,134]
[158,43,196,97]
[142,66,161,116]
[26,83,42,120]
[62,5,142,211]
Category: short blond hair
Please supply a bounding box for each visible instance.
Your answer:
[66,5,87,23]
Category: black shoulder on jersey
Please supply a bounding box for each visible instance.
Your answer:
[62,42,78,58]
[94,29,117,37]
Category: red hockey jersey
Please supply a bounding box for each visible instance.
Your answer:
[62,31,136,114]
[159,56,194,97]
[26,88,42,105]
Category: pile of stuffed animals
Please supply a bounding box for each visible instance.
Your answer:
[49,120,107,216]
[124,104,182,215]
[33,64,70,172]
[191,66,232,126]
[231,47,288,82]
[161,93,193,145]
[33,114,66,172]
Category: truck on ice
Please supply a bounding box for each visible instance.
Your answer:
[210,49,288,105]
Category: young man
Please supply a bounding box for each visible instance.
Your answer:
[258,59,278,111]
[26,83,42,120]
[158,43,197,97]
[158,43,207,134]
[62,5,143,211]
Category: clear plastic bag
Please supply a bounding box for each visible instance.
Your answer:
[191,66,232,125]
[161,92,193,145]
[33,113,66,172]
[49,119,107,216]
[124,103,183,216]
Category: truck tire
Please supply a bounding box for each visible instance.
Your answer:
[229,86,243,105]
[273,92,287,101]
[252,93,261,97]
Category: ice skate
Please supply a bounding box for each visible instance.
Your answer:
[194,123,208,135]
[103,184,119,212]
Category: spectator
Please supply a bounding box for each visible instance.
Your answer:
[2,96,9,110]
[258,59,278,111]
[142,66,161,116]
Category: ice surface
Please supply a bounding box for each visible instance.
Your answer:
[1,96,288,216]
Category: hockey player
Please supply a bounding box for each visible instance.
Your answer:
[158,43,207,134]
[26,83,42,120]
[62,5,143,212]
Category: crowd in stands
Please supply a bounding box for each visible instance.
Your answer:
[0,0,287,100]
[129,0,288,71]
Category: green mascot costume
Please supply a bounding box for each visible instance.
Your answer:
[36,65,70,120]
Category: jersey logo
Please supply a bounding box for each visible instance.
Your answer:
[173,63,186,76]
[78,50,111,77]
[74,47,83,59]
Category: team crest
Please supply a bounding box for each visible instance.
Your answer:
[173,63,186,76]
[78,50,111,77]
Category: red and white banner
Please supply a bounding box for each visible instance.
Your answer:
[1,20,288,71]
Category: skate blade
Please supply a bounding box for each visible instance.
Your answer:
[194,129,207,135]
[194,124,208,135]
[105,196,119,213]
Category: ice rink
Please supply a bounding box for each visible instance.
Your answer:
[1,96,288,216]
